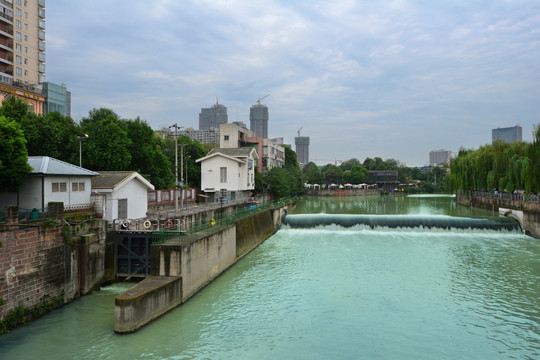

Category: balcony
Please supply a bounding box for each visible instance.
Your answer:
[0,56,12,66]
[38,8,45,18]
[0,11,13,23]
[38,0,46,8]
[38,52,45,62]
[38,63,45,73]
[38,40,45,51]
[0,40,13,51]
[38,30,45,41]
[39,20,46,29]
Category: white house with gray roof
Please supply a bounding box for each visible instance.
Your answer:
[0,156,98,211]
[196,147,258,202]
[91,171,155,222]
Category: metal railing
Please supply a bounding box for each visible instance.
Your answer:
[470,190,539,203]
[152,197,296,245]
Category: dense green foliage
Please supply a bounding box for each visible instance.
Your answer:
[264,145,304,198]
[448,127,540,194]
[0,116,32,190]
[163,135,206,189]
[0,98,185,189]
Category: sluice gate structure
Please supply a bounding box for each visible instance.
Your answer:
[114,199,294,333]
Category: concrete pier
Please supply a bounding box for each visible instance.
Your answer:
[114,276,182,334]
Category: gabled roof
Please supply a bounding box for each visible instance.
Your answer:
[92,171,155,191]
[196,147,259,163]
[28,156,98,176]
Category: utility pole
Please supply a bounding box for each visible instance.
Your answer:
[169,124,181,212]
[180,144,185,209]
[77,134,88,167]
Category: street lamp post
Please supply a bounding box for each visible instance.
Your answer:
[77,134,88,167]
[169,124,184,212]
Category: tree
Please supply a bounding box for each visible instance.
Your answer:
[343,164,368,184]
[20,112,80,164]
[124,118,173,189]
[0,97,31,123]
[163,135,206,189]
[80,108,132,170]
[303,161,323,184]
[0,116,32,190]
[321,164,343,184]
[265,167,292,198]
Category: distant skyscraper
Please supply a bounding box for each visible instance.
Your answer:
[43,82,71,117]
[250,102,268,139]
[492,125,522,144]
[429,150,452,166]
[199,99,228,130]
[295,136,310,165]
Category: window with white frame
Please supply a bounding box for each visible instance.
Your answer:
[72,182,85,192]
[220,167,227,183]
[52,182,67,192]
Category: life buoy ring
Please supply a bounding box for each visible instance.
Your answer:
[122,220,130,229]
[143,220,152,229]
[165,220,173,229]
[209,218,216,227]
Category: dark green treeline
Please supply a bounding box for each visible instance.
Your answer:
[448,126,540,194]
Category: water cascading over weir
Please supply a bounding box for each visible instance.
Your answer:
[281,214,523,232]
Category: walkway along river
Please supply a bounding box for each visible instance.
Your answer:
[1,194,539,359]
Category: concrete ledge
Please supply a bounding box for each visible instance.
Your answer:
[114,275,182,333]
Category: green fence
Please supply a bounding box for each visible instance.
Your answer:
[152,197,296,245]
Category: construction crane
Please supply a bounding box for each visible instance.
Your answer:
[256,94,270,105]
[297,126,303,137]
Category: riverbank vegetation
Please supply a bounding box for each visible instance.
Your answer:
[448,125,540,195]
[1,97,449,198]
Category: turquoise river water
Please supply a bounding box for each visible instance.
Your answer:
[1,194,539,359]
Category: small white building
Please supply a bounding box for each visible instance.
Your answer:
[196,147,258,202]
[91,171,155,222]
[0,156,98,212]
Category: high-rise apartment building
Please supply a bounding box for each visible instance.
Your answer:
[250,102,268,139]
[295,136,310,165]
[199,99,228,130]
[0,0,46,113]
[429,149,452,166]
[492,125,522,144]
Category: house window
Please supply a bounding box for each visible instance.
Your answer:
[16,67,22,76]
[224,135,229,141]
[52,182,67,192]
[118,199,128,218]
[15,44,22,52]
[16,55,22,64]
[72,182,85,192]
[16,20,21,29]
[220,167,227,183]
[16,32,21,41]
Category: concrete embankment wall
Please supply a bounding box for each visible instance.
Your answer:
[152,208,283,302]
[116,206,288,333]
[456,193,540,239]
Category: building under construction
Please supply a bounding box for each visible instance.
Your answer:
[199,99,228,130]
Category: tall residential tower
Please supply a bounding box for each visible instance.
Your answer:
[0,0,46,113]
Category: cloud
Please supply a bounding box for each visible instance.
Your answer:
[45,0,540,166]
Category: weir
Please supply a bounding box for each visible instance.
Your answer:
[282,213,522,232]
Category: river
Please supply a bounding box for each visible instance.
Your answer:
[1,194,539,359]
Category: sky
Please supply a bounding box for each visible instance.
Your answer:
[46,0,540,167]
